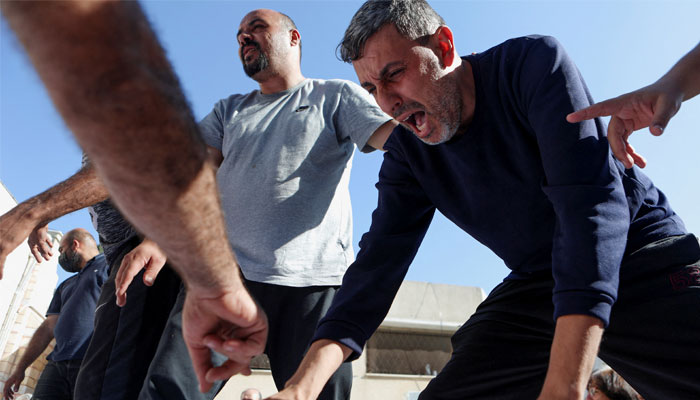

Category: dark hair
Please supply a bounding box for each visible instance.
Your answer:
[589,369,640,400]
[338,0,445,62]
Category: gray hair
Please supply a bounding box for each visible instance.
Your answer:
[338,0,445,62]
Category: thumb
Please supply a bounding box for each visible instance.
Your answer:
[650,96,680,136]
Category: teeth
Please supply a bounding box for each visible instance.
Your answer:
[415,112,426,132]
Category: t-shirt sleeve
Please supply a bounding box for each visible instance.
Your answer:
[518,36,630,326]
[198,100,226,151]
[46,284,64,316]
[335,81,392,153]
[313,129,435,360]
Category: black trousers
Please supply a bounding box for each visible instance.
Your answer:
[246,281,353,400]
[73,237,181,400]
[419,234,700,400]
[32,359,81,400]
[138,281,352,400]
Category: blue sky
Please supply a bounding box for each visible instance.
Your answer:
[1,1,699,291]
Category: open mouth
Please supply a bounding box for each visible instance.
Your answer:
[242,46,257,59]
[402,110,428,135]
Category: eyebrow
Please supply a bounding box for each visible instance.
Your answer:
[236,18,266,37]
[361,61,404,90]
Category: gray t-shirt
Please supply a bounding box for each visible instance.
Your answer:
[199,78,391,286]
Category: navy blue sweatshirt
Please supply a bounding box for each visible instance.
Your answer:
[313,36,687,360]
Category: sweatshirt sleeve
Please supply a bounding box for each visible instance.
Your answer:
[518,36,630,326]
[312,127,436,360]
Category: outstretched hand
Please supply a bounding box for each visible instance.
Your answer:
[115,238,167,307]
[182,283,268,393]
[566,81,683,169]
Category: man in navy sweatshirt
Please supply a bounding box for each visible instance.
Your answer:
[259,1,700,399]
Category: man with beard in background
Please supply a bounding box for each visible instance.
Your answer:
[3,229,108,400]
[113,8,395,400]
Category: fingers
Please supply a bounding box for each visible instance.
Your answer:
[626,142,647,169]
[30,245,44,263]
[186,342,216,393]
[142,259,165,286]
[566,97,623,123]
[202,334,260,365]
[39,238,53,261]
[607,116,635,169]
[115,253,145,307]
[649,96,680,136]
[204,359,252,383]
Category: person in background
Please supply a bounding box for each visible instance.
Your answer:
[3,229,108,400]
[241,388,263,400]
[112,8,394,400]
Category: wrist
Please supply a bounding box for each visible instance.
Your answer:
[281,382,314,400]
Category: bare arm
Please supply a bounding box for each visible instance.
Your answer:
[567,42,700,168]
[537,315,604,400]
[1,1,266,391]
[365,120,398,151]
[3,315,57,400]
[0,164,107,278]
[264,340,352,400]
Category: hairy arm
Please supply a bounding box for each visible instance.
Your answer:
[0,164,107,278]
[1,1,266,391]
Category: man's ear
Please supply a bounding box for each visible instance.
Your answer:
[290,29,301,47]
[72,239,81,252]
[434,26,455,68]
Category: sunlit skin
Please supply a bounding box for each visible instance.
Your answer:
[235,9,303,92]
[352,24,475,145]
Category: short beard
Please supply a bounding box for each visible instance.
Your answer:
[241,42,269,77]
[411,52,463,146]
[58,250,82,273]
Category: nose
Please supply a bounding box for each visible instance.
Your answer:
[238,32,252,47]
[375,88,403,117]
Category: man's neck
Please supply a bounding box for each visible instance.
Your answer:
[257,69,305,94]
[454,59,476,128]
[79,252,99,270]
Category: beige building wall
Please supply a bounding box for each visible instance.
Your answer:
[0,182,61,396]
[216,281,485,400]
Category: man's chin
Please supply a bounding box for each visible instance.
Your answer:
[421,130,455,146]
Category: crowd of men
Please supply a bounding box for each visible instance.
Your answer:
[0,1,698,399]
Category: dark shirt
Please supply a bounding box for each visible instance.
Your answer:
[82,154,139,263]
[46,254,109,361]
[313,35,686,359]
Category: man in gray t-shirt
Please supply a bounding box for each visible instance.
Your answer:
[118,9,395,400]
